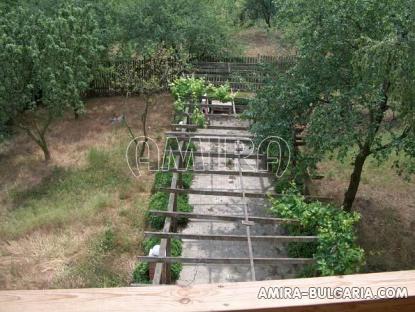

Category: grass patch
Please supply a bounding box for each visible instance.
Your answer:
[1,146,131,239]
[54,225,139,288]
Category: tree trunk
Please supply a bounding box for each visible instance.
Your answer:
[139,96,151,158]
[19,119,52,162]
[343,148,370,212]
[39,137,51,162]
[265,16,271,28]
[343,80,390,212]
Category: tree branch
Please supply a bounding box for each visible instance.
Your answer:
[371,127,411,154]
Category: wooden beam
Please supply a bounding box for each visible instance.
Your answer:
[206,113,239,118]
[170,136,254,144]
[167,168,274,177]
[144,232,318,242]
[236,146,256,281]
[176,112,238,118]
[138,256,314,265]
[207,125,249,131]
[1,270,415,312]
[165,131,254,139]
[171,124,249,131]
[183,103,248,111]
[153,108,190,285]
[148,210,298,224]
[168,150,264,160]
[159,187,274,198]
[159,188,332,202]
[171,124,198,130]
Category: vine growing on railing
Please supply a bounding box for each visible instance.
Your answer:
[170,77,237,128]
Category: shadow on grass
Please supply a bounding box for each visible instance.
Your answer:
[355,197,415,272]
[2,147,132,239]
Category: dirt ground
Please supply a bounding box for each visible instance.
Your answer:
[235,28,296,57]
[312,160,415,272]
[0,93,173,290]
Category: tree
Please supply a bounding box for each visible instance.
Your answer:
[249,0,415,211]
[121,0,235,58]
[113,47,186,157]
[241,0,277,28]
[0,2,101,161]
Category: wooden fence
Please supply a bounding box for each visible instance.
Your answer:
[89,56,183,96]
[88,55,297,96]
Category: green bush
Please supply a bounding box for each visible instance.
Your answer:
[182,173,193,189]
[208,83,234,102]
[154,171,193,190]
[171,263,183,281]
[171,78,238,129]
[143,237,182,256]
[270,185,365,276]
[171,78,235,104]
[147,192,193,229]
[154,172,173,189]
[132,238,183,283]
[132,262,150,284]
[147,192,169,229]
[171,77,206,101]
[190,107,206,128]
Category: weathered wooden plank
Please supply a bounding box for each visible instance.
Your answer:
[170,136,255,143]
[153,108,189,284]
[139,256,315,265]
[207,125,249,131]
[159,187,274,198]
[167,150,264,160]
[171,124,198,130]
[236,147,256,280]
[1,270,414,312]
[183,103,248,110]
[144,232,318,242]
[171,124,249,131]
[165,131,254,139]
[167,168,274,177]
[159,188,332,202]
[206,113,239,118]
[148,210,298,224]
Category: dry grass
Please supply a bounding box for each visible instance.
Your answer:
[234,27,296,57]
[0,93,173,290]
[311,156,415,272]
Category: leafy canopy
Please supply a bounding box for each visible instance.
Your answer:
[0,1,102,158]
[121,0,235,58]
[249,0,415,208]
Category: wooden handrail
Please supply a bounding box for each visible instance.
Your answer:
[1,270,414,312]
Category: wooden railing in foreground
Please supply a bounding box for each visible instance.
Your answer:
[1,270,414,312]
